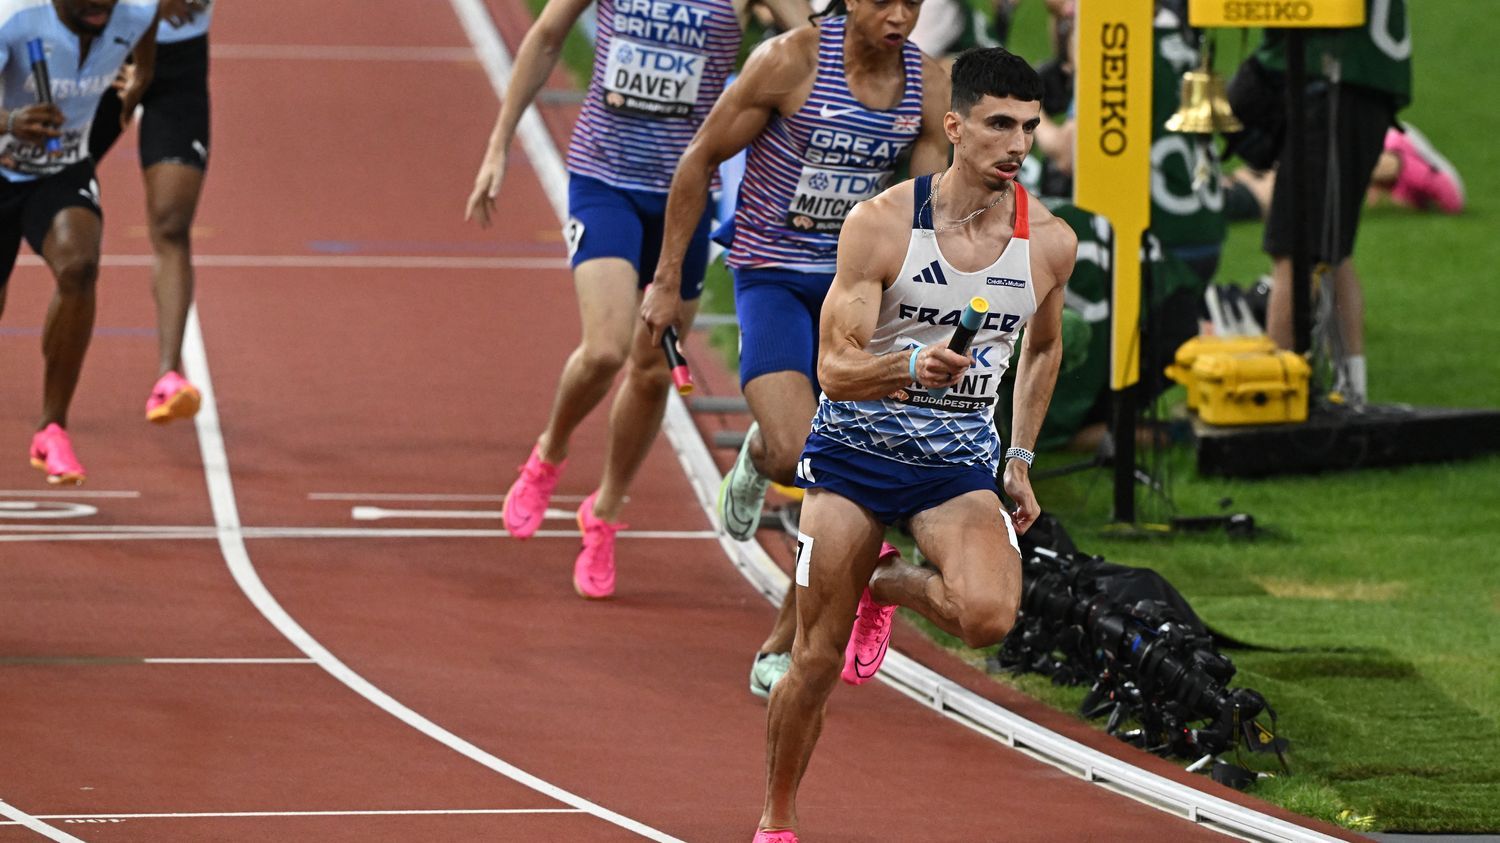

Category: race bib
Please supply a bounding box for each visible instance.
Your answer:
[602,37,704,119]
[784,166,892,233]
[564,217,585,260]
[0,129,87,179]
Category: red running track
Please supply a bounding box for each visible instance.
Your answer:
[0,2,1365,841]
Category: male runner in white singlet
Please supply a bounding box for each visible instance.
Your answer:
[752,48,1076,842]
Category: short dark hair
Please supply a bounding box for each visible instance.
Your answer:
[950,47,1043,114]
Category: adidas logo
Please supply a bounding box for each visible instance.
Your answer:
[911,260,947,286]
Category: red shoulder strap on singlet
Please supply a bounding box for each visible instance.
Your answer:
[1013,182,1030,240]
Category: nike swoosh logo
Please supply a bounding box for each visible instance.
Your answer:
[818,104,862,120]
[852,638,890,678]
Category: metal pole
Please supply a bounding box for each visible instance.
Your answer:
[1286,31,1312,354]
[1112,382,1137,524]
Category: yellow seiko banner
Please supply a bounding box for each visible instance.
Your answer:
[1189,0,1365,28]
[1073,0,1153,391]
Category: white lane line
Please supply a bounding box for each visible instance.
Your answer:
[0,525,715,540]
[186,174,680,843]
[0,532,207,543]
[0,502,99,519]
[349,505,578,522]
[141,658,315,665]
[0,490,139,498]
[0,799,84,842]
[0,656,313,665]
[3,808,585,824]
[309,493,591,503]
[351,506,502,521]
[16,255,567,270]
[0,525,207,532]
[213,44,478,62]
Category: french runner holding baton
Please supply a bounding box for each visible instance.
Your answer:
[25,38,61,154]
[929,296,988,398]
[661,325,694,395]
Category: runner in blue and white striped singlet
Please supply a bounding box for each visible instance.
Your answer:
[566,0,741,194]
[727,13,923,273]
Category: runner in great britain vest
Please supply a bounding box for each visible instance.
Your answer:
[729,14,923,272]
[566,0,740,194]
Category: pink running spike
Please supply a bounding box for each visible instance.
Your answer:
[573,490,626,599]
[752,830,800,843]
[145,370,202,424]
[841,542,902,685]
[502,445,564,539]
[1385,126,1465,214]
[29,423,86,486]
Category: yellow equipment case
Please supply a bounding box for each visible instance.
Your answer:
[1165,335,1277,410]
[1190,350,1311,426]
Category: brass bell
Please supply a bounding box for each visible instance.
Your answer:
[1165,53,1243,135]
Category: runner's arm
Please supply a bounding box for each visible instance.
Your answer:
[118,9,159,126]
[909,55,952,177]
[817,195,970,401]
[755,0,813,30]
[467,0,594,224]
[1003,208,1076,532]
[644,32,813,342]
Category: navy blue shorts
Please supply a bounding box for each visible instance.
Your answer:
[565,173,711,300]
[733,266,834,389]
[794,432,998,525]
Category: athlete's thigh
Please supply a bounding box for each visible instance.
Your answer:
[793,488,886,648]
[39,206,103,272]
[572,257,642,354]
[22,164,102,261]
[908,488,1021,601]
[743,370,818,448]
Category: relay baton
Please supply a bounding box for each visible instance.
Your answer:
[928,296,989,398]
[25,39,62,154]
[661,325,694,395]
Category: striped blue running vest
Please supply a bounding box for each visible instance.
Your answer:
[811,175,1038,470]
[728,15,924,273]
[565,0,740,194]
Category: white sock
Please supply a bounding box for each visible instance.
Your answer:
[1343,355,1368,402]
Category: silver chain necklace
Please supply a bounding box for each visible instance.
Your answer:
[926,172,1011,233]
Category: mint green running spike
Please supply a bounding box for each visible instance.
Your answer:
[718,421,770,541]
[749,651,792,699]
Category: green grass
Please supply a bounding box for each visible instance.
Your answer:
[536,0,1499,830]
[998,1,1500,830]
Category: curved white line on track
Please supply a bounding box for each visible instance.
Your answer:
[180,63,686,843]
[0,799,83,842]
[184,311,684,843]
